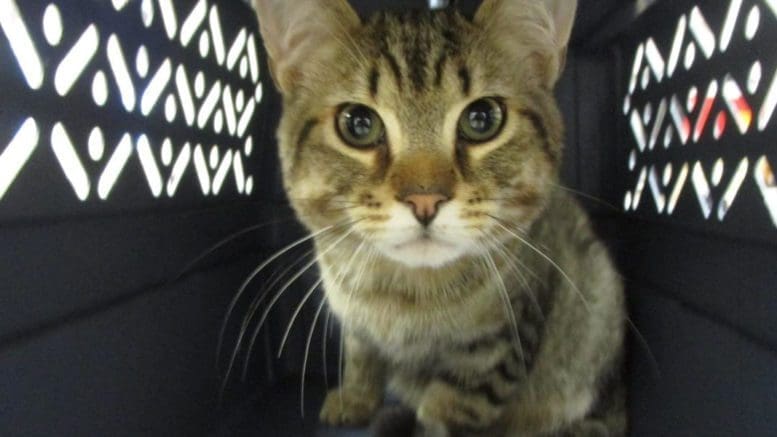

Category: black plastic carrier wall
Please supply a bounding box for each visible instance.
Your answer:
[0,0,775,436]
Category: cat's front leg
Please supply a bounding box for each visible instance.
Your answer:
[319,333,386,427]
[415,379,507,437]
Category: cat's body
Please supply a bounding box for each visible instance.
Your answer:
[320,188,625,436]
[252,1,625,435]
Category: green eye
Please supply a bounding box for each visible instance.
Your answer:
[458,98,506,143]
[336,104,385,148]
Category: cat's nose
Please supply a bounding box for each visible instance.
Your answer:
[403,193,449,226]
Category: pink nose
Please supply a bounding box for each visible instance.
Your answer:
[403,193,449,226]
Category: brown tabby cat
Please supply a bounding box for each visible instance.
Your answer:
[252,0,625,435]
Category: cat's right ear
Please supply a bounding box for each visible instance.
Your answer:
[253,0,361,94]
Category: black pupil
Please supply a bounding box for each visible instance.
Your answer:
[468,101,495,133]
[348,107,373,139]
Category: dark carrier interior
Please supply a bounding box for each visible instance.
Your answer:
[1,0,776,435]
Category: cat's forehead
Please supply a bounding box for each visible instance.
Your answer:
[366,10,466,47]
[360,10,475,95]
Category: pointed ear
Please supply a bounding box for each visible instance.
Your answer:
[253,0,361,94]
[475,0,578,87]
[543,0,577,52]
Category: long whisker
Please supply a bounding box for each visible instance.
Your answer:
[489,215,593,314]
[277,276,324,358]
[216,223,342,370]
[625,310,661,377]
[321,205,361,214]
[288,197,360,205]
[300,296,328,418]
[333,239,368,296]
[335,241,375,408]
[174,216,296,282]
[239,226,359,382]
[218,222,357,399]
[481,231,544,321]
[322,309,332,389]
[489,216,658,375]
[321,238,369,408]
[485,232,533,288]
[551,183,620,211]
[482,250,526,373]
[298,235,366,368]
[248,245,318,325]
[231,242,323,382]
[337,319,345,410]
[237,242,320,369]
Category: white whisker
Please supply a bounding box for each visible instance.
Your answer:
[490,216,593,314]
[481,230,545,321]
[300,296,328,417]
[175,216,296,282]
[482,250,526,372]
[218,221,358,398]
[277,276,324,358]
[217,223,341,370]
[239,227,359,380]
[233,240,328,382]
[331,239,376,409]
[322,308,332,389]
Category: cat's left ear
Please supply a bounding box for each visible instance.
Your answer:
[543,0,578,52]
[253,0,361,94]
[475,0,578,88]
[543,0,578,76]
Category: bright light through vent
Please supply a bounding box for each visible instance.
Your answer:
[136,45,149,78]
[42,4,62,46]
[755,156,777,226]
[0,118,39,200]
[0,0,44,90]
[0,0,265,207]
[51,123,90,201]
[623,0,777,231]
[88,127,105,161]
[55,24,100,97]
[746,6,761,39]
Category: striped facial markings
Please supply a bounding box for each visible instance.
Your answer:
[370,10,473,96]
[457,66,472,96]
[517,108,556,163]
[369,66,380,98]
[293,117,318,167]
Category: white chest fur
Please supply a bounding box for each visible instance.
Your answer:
[321,264,505,366]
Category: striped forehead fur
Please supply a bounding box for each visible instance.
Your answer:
[365,10,472,95]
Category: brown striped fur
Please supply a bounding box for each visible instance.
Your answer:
[252,1,625,435]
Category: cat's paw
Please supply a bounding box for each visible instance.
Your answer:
[319,388,381,427]
[417,381,501,432]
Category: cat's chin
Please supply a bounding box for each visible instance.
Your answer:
[376,238,467,269]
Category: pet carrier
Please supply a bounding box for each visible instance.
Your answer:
[0,0,774,435]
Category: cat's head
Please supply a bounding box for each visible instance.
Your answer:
[254,0,577,268]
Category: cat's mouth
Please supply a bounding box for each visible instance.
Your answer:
[394,235,454,251]
[377,231,467,268]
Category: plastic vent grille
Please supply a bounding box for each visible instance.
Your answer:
[622,0,777,237]
[0,0,265,219]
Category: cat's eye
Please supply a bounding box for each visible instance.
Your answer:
[458,98,506,143]
[336,104,385,148]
